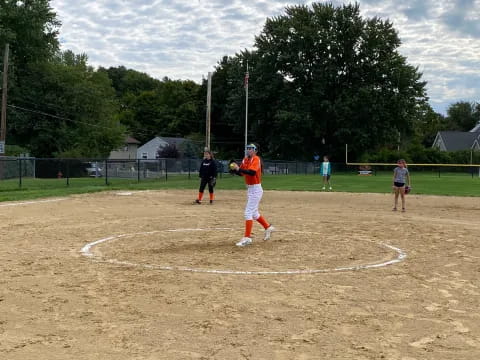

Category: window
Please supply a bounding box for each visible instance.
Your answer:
[142,152,148,159]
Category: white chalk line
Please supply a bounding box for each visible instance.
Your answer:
[0,198,66,207]
[81,228,407,275]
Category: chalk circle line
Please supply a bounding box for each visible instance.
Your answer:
[80,228,407,275]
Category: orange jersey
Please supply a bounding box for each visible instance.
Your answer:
[240,155,262,185]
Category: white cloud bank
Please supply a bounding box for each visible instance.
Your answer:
[51,0,480,114]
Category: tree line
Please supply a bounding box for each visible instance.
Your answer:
[1,1,479,160]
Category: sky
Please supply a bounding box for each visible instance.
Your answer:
[50,0,480,115]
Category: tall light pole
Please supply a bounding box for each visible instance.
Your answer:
[0,43,9,156]
[244,60,249,151]
[205,72,212,151]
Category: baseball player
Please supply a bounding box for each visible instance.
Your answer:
[320,155,332,190]
[229,143,275,247]
[195,149,217,204]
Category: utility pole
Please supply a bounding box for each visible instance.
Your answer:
[205,72,212,151]
[0,43,9,156]
[244,60,249,150]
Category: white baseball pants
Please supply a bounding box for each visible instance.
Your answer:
[244,184,263,220]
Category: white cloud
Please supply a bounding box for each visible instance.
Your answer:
[51,0,480,114]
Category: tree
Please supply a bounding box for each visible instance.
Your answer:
[209,2,428,160]
[106,74,203,144]
[0,0,60,69]
[445,101,480,131]
[411,103,446,147]
[158,143,180,159]
[8,50,124,157]
[1,0,62,155]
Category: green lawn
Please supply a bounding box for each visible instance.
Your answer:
[0,172,478,202]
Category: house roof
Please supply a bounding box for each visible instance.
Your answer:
[437,131,480,151]
[160,137,189,147]
[125,136,141,144]
[470,123,480,132]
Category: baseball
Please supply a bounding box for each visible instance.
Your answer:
[229,162,237,170]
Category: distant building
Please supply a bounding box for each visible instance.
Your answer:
[432,125,480,151]
[137,136,199,159]
[109,136,141,159]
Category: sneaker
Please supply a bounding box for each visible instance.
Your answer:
[264,225,275,241]
[209,200,213,204]
[322,186,326,190]
[329,186,332,191]
[195,199,201,204]
[236,237,252,247]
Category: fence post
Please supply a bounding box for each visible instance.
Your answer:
[137,159,140,183]
[165,159,168,181]
[188,158,191,179]
[105,159,109,185]
[18,158,22,188]
[66,159,70,186]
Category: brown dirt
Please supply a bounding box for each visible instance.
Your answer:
[0,189,479,359]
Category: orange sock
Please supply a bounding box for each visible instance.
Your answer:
[198,192,204,201]
[244,220,253,237]
[256,216,270,229]
[209,193,214,201]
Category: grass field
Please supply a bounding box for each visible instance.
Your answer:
[0,171,478,202]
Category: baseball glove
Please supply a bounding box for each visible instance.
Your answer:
[405,185,411,194]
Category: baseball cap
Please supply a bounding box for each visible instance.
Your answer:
[245,143,257,151]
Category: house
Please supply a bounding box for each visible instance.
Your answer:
[109,136,141,159]
[137,137,169,159]
[136,136,199,159]
[432,125,480,151]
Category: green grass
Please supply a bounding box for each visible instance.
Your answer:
[0,171,479,202]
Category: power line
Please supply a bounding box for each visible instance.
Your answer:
[7,104,208,144]
[7,104,114,130]
[8,104,245,147]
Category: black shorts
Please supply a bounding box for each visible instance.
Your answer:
[394,182,405,188]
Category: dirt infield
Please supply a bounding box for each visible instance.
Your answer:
[1,190,479,359]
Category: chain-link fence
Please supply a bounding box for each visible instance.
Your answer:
[1,157,478,189]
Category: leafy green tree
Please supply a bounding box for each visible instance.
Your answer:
[1,0,64,156]
[98,66,161,98]
[157,143,180,159]
[9,51,124,157]
[445,101,480,131]
[110,76,202,144]
[0,0,60,69]
[209,2,428,160]
[411,103,446,147]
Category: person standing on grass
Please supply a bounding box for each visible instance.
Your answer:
[320,155,332,190]
[392,159,411,212]
[195,150,217,204]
